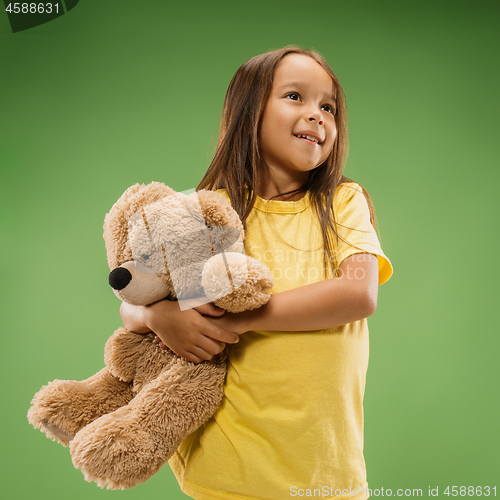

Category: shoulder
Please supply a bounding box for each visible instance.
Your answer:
[333,182,366,208]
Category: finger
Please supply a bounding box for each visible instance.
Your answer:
[189,345,213,362]
[153,335,161,343]
[186,354,204,364]
[196,336,227,356]
[172,347,202,364]
[193,303,225,317]
[185,346,212,363]
[204,325,239,345]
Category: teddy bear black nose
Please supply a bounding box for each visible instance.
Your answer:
[109,267,132,290]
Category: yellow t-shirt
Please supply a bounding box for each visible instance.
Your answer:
[169,182,393,500]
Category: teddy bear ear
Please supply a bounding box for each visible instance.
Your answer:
[103,182,176,270]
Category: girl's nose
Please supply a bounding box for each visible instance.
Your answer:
[309,116,324,125]
[306,107,324,125]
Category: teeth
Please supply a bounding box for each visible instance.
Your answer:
[296,134,319,143]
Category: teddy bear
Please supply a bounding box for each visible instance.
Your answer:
[28,182,273,490]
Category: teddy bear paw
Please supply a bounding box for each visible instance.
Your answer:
[27,381,85,446]
[202,253,273,312]
[40,419,75,443]
[70,408,169,490]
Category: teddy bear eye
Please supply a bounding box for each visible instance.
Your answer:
[136,252,154,264]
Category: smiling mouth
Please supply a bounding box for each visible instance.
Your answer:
[293,134,320,145]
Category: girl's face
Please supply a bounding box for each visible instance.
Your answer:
[258,54,337,188]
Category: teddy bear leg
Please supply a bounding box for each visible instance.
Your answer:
[69,355,227,490]
[28,366,134,446]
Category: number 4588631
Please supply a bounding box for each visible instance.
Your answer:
[444,486,497,497]
[5,3,60,14]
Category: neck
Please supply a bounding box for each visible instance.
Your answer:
[256,170,308,201]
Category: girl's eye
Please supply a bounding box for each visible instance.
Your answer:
[286,93,335,114]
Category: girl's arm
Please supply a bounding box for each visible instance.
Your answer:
[120,252,377,362]
[207,253,379,334]
[120,300,240,364]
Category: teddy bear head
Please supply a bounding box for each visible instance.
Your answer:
[103,182,245,307]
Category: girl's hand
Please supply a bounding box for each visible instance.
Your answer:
[121,300,240,364]
[153,302,230,352]
[203,309,253,336]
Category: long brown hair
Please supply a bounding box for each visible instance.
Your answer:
[197,45,379,279]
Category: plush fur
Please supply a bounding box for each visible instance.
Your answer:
[28,182,273,490]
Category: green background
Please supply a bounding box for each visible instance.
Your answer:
[1,0,498,498]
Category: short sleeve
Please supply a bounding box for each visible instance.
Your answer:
[333,183,393,285]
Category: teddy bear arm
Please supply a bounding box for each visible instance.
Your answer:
[202,253,273,313]
[104,327,154,382]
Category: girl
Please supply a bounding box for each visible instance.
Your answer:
[121,45,393,500]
